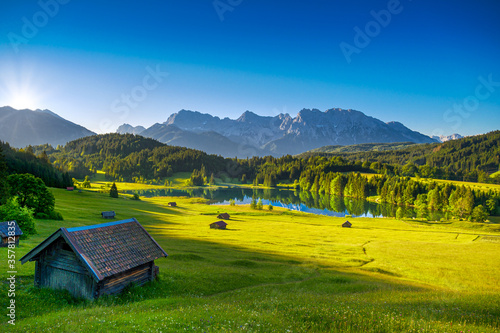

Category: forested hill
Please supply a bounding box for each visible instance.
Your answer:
[0,141,72,188]
[34,133,246,181]
[27,131,500,185]
[61,133,165,157]
[300,131,500,179]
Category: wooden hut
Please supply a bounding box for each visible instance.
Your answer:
[210,221,227,230]
[20,218,167,299]
[101,211,116,219]
[0,221,23,247]
[66,187,74,191]
[217,213,230,220]
[168,202,177,207]
[342,220,352,228]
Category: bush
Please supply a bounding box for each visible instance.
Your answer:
[131,193,140,200]
[49,210,64,220]
[268,204,273,211]
[34,210,63,221]
[0,199,36,235]
[34,212,49,219]
[471,205,488,223]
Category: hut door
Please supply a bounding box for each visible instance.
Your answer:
[41,265,95,299]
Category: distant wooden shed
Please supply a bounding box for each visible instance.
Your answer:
[217,213,230,220]
[101,211,115,219]
[20,218,168,299]
[66,187,74,191]
[168,202,177,207]
[342,220,352,228]
[0,221,23,247]
[210,221,227,230]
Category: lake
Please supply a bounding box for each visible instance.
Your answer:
[126,187,443,220]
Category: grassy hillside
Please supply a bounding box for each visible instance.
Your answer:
[307,142,419,154]
[1,186,499,332]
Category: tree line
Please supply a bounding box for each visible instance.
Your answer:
[300,130,500,183]
[18,132,500,222]
[1,141,72,188]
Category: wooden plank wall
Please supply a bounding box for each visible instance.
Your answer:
[99,262,153,296]
[36,238,96,299]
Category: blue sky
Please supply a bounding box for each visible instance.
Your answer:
[0,0,499,137]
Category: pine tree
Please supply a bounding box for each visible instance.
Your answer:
[110,182,119,198]
[256,198,263,210]
[250,197,257,209]
[396,207,404,220]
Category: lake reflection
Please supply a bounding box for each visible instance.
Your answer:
[126,187,433,219]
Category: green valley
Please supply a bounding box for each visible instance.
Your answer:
[1,183,499,332]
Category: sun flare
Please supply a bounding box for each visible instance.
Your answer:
[1,62,44,110]
[8,90,40,110]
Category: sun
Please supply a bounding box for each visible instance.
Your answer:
[0,61,44,110]
[8,90,40,110]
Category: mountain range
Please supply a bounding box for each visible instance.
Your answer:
[431,133,463,143]
[0,106,95,148]
[118,108,437,157]
[1,106,448,157]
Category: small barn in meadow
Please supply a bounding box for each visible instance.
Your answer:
[217,213,230,220]
[168,202,177,207]
[210,221,227,230]
[66,187,74,191]
[342,220,352,228]
[101,211,116,219]
[0,221,23,247]
[20,218,168,299]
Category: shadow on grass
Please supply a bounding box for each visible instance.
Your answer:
[11,232,432,322]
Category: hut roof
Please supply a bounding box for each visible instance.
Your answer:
[342,220,352,227]
[210,221,227,228]
[101,211,115,216]
[217,213,230,219]
[0,221,23,238]
[20,218,167,281]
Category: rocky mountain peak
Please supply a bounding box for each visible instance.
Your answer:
[113,107,437,157]
[236,110,263,122]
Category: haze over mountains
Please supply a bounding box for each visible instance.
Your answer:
[0,106,95,148]
[118,108,437,157]
[1,106,456,157]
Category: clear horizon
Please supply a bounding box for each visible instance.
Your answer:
[1,1,499,137]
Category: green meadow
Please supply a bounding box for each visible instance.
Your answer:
[1,183,500,332]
